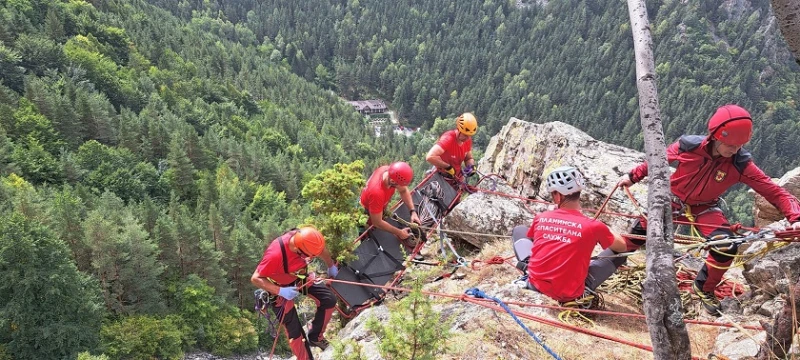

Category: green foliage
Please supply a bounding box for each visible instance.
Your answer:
[331,338,367,360]
[204,313,258,356]
[0,42,24,91]
[0,210,105,360]
[99,315,185,360]
[174,274,223,339]
[76,351,109,360]
[366,278,451,360]
[75,141,163,202]
[301,160,367,262]
[169,275,257,354]
[83,191,166,315]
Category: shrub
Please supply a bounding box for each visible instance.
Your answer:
[366,278,451,360]
[99,315,185,360]
[205,314,258,356]
[76,352,109,360]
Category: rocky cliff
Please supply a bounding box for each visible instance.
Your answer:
[317,118,800,360]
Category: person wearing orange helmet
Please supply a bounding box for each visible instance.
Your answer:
[360,162,421,241]
[426,112,478,181]
[251,226,337,359]
[615,104,800,316]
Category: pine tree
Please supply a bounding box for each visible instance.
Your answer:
[366,278,451,360]
[83,192,166,315]
[0,211,105,360]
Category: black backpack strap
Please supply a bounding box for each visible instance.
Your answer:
[277,229,298,274]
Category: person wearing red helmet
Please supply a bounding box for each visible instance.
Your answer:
[426,112,478,181]
[360,162,421,241]
[251,226,338,359]
[616,104,800,316]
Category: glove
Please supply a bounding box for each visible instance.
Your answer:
[463,164,475,177]
[444,166,455,177]
[278,286,300,301]
[327,265,339,277]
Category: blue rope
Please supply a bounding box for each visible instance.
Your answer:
[464,287,563,360]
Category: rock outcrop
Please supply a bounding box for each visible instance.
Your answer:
[752,167,800,227]
[444,119,648,247]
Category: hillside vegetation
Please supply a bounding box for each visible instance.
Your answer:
[1,0,798,359]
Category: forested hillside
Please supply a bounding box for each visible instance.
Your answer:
[150,0,800,175]
[2,0,799,359]
[0,0,421,359]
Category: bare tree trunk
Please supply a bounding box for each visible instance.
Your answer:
[757,279,800,359]
[771,0,800,63]
[626,1,692,358]
[757,3,800,357]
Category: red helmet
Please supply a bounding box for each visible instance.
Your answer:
[294,226,325,257]
[388,162,413,186]
[707,105,752,146]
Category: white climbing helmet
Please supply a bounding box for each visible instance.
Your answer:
[545,166,585,196]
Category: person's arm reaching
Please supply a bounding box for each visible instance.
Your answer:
[398,185,421,224]
[369,211,412,239]
[426,144,455,176]
[740,161,800,230]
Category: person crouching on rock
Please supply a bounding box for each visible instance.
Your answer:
[251,226,338,360]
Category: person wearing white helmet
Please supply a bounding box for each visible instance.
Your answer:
[516,166,626,304]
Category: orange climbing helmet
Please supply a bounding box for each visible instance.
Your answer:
[294,226,326,257]
[456,112,478,136]
[388,162,413,186]
[707,104,753,146]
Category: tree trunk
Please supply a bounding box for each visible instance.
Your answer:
[771,0,800,64]
[757,2,800,357]
[626,1,692,358]
[757,279,800,359]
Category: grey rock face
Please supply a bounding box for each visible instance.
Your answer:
[448,119,648,247]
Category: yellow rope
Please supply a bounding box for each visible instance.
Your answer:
[557,293,602,327]
[705,241,790,269]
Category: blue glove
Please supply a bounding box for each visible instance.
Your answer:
[278,286,300,301]
[327,265,339,277]
[463,164,475,177]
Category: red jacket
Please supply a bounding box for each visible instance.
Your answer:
[629,135,800,223]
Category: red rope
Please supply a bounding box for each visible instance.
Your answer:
[471,255,514,270]
[461,296,704,360]
[676,268,746,300]
[593,183,619,220]
[472,186,762,233]
[491,298,762,331]
[323,278,761,330]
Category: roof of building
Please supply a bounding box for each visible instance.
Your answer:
[346,99,387,110]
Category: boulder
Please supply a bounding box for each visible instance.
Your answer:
[752,167,800,227]
[442,183,546,248]
[742,240,800,298]
[451,119,648,247]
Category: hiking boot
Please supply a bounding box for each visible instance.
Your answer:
[309,338,329,350]
[692,281,721,316]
